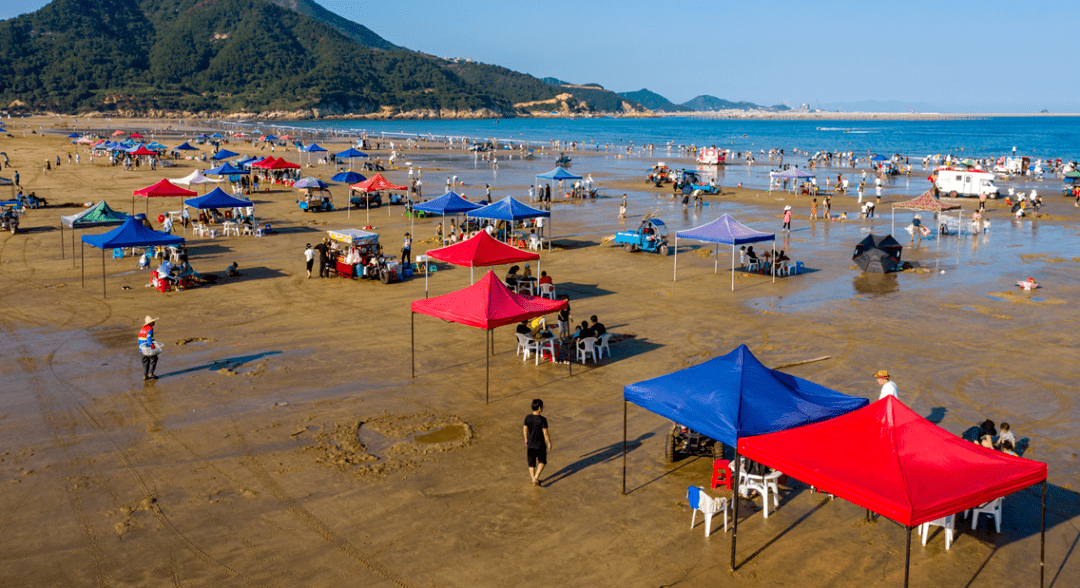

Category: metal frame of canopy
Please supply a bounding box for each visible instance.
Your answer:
[673,215,776,290]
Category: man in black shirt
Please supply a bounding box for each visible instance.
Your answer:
[313,238,330,278]
[523,399,551,486]
[589,315,606,337]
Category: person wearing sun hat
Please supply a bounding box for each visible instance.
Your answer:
[782,205,792,233]
[874,369,898,400]
[138,316,161,381]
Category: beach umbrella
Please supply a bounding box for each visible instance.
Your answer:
[111,130,126,136]
[262,135,279,142]
[332,170,365,183]
[293,177,330,190]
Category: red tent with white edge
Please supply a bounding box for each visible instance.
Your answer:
[410,270,568,403]
[132,179,197,217]
[423,231,540,294]
[738,396,1048,588]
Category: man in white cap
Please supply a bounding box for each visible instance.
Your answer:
[138,316,160,381]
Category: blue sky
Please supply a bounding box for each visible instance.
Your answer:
[3,0,1079,113]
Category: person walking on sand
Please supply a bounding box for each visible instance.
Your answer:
[304,244,314,278]
[138,316,161,381]
[782,206,792,232]
[523,398,551,486]
[874,370,898,400]
[810,198,817,219]
[401,233,412,267]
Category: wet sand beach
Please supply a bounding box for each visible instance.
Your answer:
[1,117,1078,587]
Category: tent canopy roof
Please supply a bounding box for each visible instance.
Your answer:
[82,217,185,249]
[469,196,550,221]
[350,173,406,192]
[206,162,249,175]
[739,397,1047,527]
[336,148,368,159]
[624,345,868,447]
[301,143,327,152]
[331,170,365,183]
[133,179,197,197]
[211,149,239,160]
[294,177,330,189]
[676,214,776,245]
[411,271,567,329]
[773,167,815,179]
[61,200,129,228]
[894,189,962,212]
[172,170,222,186]
[413,191,483,216]
[536,167,582,181]
[184,187,253,210]
[426,231,539,268]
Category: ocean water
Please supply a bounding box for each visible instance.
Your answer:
[277,116,1080,162]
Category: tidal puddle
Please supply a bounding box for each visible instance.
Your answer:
[986,295,1007,302]
[415,424,467,444]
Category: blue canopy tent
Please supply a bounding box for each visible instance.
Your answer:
[209,133,224,138]
[300,143,327,166]
[414,190,484,244]
[175,142,199,151]
[674,214,776,290]
[335,147,368,168]
[870,154,888,162]
[206,162,249,184]
[66,133,81,138]
[262,135,279,142]
[81,217,184,298]
[211,149,239,161]
[622,344,869,567]
[535,166,582,202]
[185,187,254,210]
[770,167,815,193]
[469,196,552,250]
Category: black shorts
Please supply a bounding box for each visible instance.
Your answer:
[527,447,547,467]
[306,259,314,271]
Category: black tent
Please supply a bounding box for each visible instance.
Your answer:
[853,234,903,273]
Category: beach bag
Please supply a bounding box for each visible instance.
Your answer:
[140,343,163,357]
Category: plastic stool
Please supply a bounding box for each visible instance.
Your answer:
[711,459,732,490]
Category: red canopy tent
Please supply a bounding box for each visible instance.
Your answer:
[349,173,408,222]
[423,231,540,294]
[129,132,145,139]
[132,179,197,216]
[129,146,158,156]
[739,396,1048,587]
[410,271,567,403]
[111,130,126,136]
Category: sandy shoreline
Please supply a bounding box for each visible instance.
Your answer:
[1,116,1078,587]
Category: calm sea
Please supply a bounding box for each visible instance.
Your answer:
[278,117,1080,162]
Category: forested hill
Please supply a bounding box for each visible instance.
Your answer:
[0,0,643,118]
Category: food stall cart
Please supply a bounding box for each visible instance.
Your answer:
[326,228,404,283]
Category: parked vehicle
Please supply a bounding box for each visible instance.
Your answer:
[664,423,723,463]
[993,156,1030,175]
[299,191,334,212]
[555,153,572,166]
[647,163,673,186]
[695,147,727,166]
[0,202,20,234]
[933,168,999,198]
[349,191,382,208]
[615,218,669,255]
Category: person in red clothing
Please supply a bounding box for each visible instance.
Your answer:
[138,316,160,381]
[538,271,552,286]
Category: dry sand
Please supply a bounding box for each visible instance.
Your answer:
[0,116,1078,587]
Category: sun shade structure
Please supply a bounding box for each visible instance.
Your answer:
[623,344,869,571]
[331,170,365,183]
[59,200,129,262]
[673,214,776,289]
[128,146,158,156]
[891,189,963,234]
[469,196,553,251]
[175,142,199,151]
[410,271,568,403]
[132,179,197,216]
[171,169,223,192]
[184,187,254,210]
[772,167,815,179]
[293,177,330,190]
[427,230,538,269]
[413,191,482,216]
[81,217,184,298]
[536,166,582,181]
[206,162,249,176]
[853,234,903,273]
[211,149,239,160]
[350,173,407,192]
[739,396,1048,587]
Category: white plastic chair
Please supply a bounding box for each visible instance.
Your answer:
[241,224,253,236]
[688,486,728,538]
[528,236,542,251]
[919,514,956,549]
[735,466,781,518]
[515,333,533,361]
[576,336,598,364]
[517,281,535,296]
[597,332,612,359]
[539,283,555,299]
[968,497,1003,533]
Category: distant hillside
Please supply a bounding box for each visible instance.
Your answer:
[682,95,769,112]
[618,89,690,112]
[0,0,648,117]
[264,0,400,50]
[542,77,570,86]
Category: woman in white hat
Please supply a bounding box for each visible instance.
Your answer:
[138,316,161,381]
[782,205,792,233]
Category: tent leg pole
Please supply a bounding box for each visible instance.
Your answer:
[730,449,741,571]
[72,228,76,268]
[101,249,106,299]
[1041,479,1046,588]
[81,242,84,287]
[673,236,678,282]
[60,225,64,260]
[772,242,776,283]
[715,243,718,274]
[622,400,627,495]
[904,525,912,588]
[731,244,735,291]
[485,329,490,404]
[410,312,415,379]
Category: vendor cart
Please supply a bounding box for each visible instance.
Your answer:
[326,229,404,283]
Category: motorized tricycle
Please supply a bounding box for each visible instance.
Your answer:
[664,422,724,463]
[614,218,669,255]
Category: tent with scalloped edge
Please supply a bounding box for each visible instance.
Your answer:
[738,396,1048,587]
[409,270,568,403]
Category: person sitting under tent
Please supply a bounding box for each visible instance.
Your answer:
[505,265,521,287]
[156,259,177,287]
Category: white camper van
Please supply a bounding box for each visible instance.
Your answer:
[934,168,999,198]
[696,147,727,166]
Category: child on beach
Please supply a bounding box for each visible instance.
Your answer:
[810,198,817,219]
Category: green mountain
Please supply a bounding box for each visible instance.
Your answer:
[680,95,789,112]
[0,0,642,117]
[618,89,690,113]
